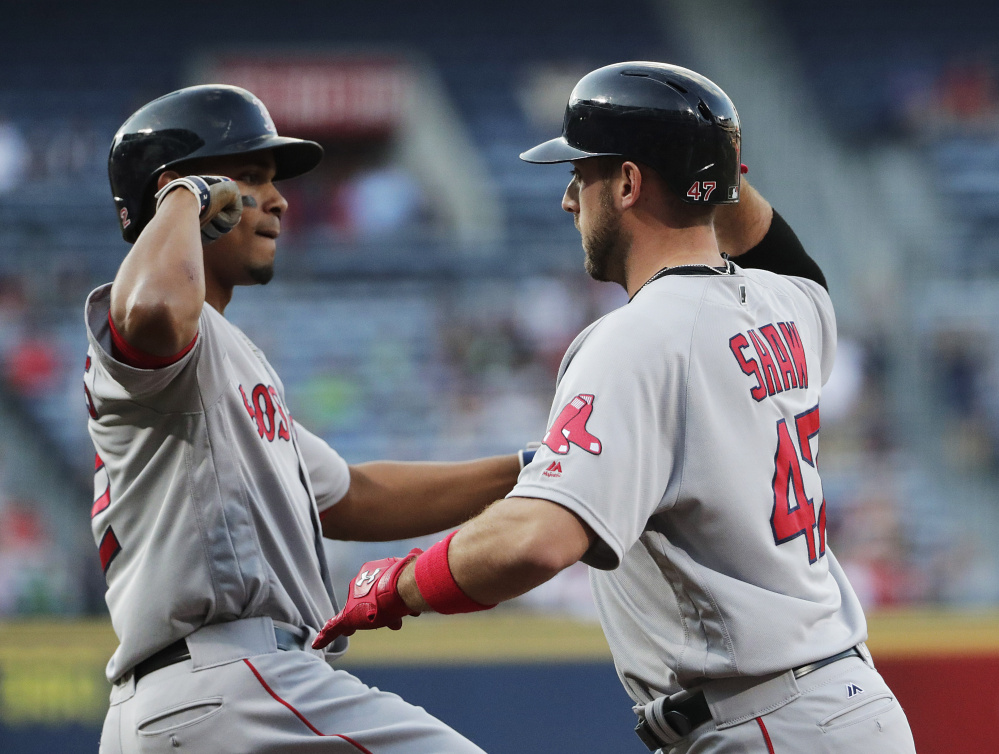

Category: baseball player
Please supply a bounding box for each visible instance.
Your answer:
[313,63,918,753]
[85,84,532,753]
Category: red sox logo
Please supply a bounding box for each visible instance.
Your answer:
[239,383,292,443]
[543,394,602,455]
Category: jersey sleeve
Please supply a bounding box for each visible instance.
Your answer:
[84,284,204,405]
[510,307,689,570]
[784,276,837,386]
[295,423,351,514]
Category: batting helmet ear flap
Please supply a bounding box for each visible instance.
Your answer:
[109,85,323,243]
[521,62,742,206]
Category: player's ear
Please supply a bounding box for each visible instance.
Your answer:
[619,161,642,210]
[156,171,182,191]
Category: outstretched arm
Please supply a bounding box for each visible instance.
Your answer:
[398,496,594,609]
[321,455,524,542]
[313,495,593,645]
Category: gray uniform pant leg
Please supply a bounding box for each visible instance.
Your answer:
[100,651,485,754]
[672,658,916,754]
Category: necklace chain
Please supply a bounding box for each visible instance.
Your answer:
[633,259,735,299]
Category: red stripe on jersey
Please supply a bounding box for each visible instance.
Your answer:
[756,717,776,754]
[242,659,374,753]
[92,485,111,518]
[107,312,198,369]
[98,526,121,574]
[95,453,104,471]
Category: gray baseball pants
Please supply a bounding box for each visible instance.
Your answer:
[99,619,485,754]
[667,655,916,753]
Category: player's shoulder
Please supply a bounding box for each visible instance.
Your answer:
[736,264,832,307]
[578,290,697,355]
[621,275,716,333]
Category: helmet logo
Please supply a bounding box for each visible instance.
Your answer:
[119,208,131,229]
[250,94,278,135]
[686,181,717,201]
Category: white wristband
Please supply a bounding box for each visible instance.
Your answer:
[154,176,230,217]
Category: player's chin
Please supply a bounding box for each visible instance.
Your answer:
[239,241,276,285]
[245,261,275,286]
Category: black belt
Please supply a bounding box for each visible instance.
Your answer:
[635,645,864,751]
[133,626,306,683]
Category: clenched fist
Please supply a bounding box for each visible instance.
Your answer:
[154,175,243,244]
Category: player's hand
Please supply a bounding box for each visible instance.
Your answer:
[312,549,423,649]
[154,175,243,244]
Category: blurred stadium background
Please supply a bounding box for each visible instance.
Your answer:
[1,0,998,751]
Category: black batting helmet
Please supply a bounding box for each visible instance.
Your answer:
[108,84,324,243]
[520,62,742,204]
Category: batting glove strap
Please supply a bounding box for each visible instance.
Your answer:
[155,176,218,217]
[311,549,422,649]
[413,531,496,615]
[154,175,243,244]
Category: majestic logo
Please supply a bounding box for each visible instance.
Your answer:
[543,394,602,455]
[119,207,130,228]
[542,461,563,478]
[846,683,864,698]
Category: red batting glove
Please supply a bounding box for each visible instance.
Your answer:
[312,549,422,649]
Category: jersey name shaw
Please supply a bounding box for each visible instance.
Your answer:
[728,321,808,401]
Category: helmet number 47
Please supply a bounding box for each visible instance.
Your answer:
[686,181,716,201]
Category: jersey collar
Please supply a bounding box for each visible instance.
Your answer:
[630,257,735,302]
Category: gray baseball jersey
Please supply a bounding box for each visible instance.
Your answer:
[86,283,488,753]
[511,263,867,704]
[84,283,350,683]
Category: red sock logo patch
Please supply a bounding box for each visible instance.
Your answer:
[542,394,602,455]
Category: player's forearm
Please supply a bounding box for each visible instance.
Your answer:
[311,497,595,647]
[322,455,521,542]
[110,189,205,356]
[714,180,772,258]
[397,496,594,610]
[715,179,827,289]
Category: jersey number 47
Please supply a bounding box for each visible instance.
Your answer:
[770,403,826,564]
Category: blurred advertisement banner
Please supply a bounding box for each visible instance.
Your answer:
[208,57,410,136]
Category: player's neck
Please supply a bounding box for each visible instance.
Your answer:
[624,224,724,298]
[204,276,234,315]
